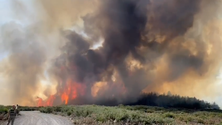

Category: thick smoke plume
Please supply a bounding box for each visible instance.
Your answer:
[45,0,221,105]
[1,0,222,106]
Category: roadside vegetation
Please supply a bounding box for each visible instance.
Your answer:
[18,106,39,111]
[0,105,8,114]
[0,105,9,120]
[0,105,39,120]
[40,105,222,125]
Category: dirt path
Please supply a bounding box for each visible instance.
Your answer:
[1,111,73,125]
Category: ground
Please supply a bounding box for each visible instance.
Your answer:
[0,111,72,125]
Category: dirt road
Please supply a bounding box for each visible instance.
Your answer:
[1,111,73,125]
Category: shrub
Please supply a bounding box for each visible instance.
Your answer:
[0,107,8,114]
[67,111,72,116]
[53,106,62,112]
[39,105,222,124]
[164,113,175,118]
[39,107,53,113]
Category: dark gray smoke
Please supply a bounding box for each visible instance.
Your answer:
[1,0,222,106]
[49,0,205,105]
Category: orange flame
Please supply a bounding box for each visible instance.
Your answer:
[61,92,69,104]
[37,95,55,107]
[36,78,86,106]
[46,95,55,106]
[37,97,43,106]
[61,79,86,104]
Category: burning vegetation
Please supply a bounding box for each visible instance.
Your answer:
[35,0,222,107]
[1,0,222,107]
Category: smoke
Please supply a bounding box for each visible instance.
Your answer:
[48,0,220,105]
[39,0,98,31]
[0,22,47,105]
[1,0,222,106]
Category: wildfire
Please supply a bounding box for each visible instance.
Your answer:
[61,92,69,104]
[37,97,43,106]
[61,79,86,104]
[37,95,55,107]
[37,79,86,106]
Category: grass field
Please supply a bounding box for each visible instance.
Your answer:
[39,105,222,125]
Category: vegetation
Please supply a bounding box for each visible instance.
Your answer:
[0,105,39,113]
[127,93,220,110]
[0,105,9,121]
[0,105,39,121]
[39,105,222,125]
[18,106,39,111]
[0,93,221,124]
[0,105,8,114]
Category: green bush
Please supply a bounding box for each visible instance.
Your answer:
[164,113,175,118]
[38,105,222,124]
[54,106,62,112]
[39,107,53,113]
[0,107,8,114]
[67,111,72,116]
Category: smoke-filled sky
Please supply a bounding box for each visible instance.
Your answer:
[1,0,222,107]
